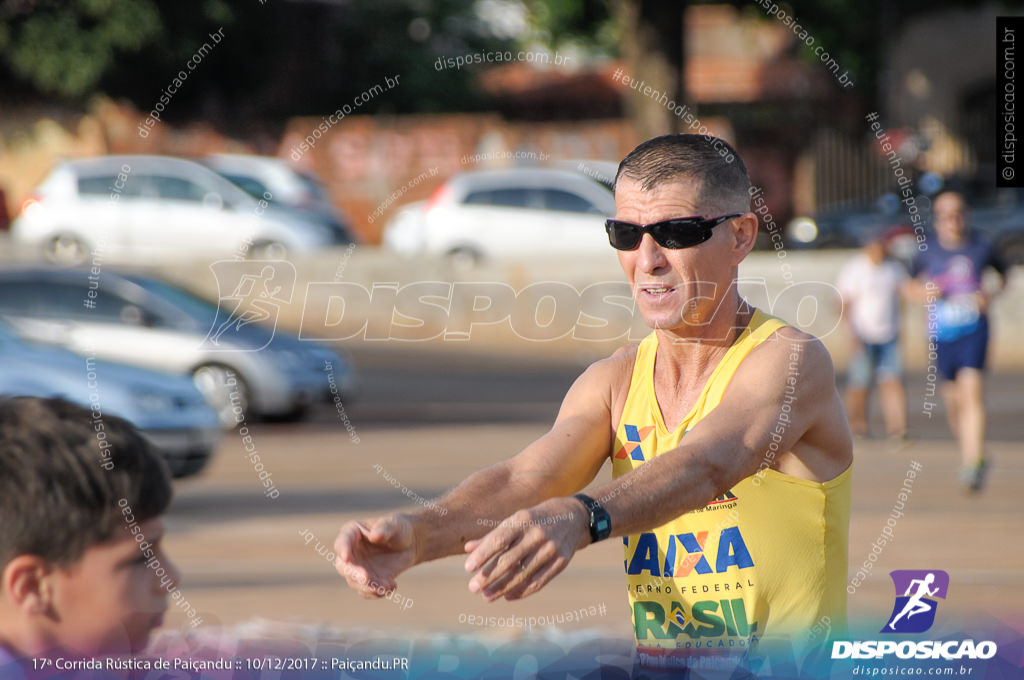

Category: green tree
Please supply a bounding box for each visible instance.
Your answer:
[0,0,161,99]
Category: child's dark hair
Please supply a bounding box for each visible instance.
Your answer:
[0,397,173,567]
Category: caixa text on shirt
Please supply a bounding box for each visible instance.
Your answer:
[624,527,754,577]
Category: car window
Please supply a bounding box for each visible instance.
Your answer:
[464,188,541,209]
[0,281,95,318]
[221,173,269,199]
[126,277,217,326]
[152,175,210,202]
[0,280,153,326]
[295,171,329,202]
[77,174,147,199]
[542,189,600,213]
[0,282,48,315]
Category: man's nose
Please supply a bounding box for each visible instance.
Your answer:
[635,233,669,273]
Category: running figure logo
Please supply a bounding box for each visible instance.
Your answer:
[881,569,950,633]
[202,260,296,351]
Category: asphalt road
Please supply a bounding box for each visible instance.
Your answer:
[160,345,1024,647]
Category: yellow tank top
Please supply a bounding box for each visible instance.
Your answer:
[612,309,851,657]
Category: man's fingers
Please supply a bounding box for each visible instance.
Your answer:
[503,554,567,601]
[480,547,541,600]
[367,516,400,544]
[483,541,559,600]
[334,558,376,594]
[333,521,366,563]
[471,543,538,598]
[335,557,398,598]
[465,527,521,574]
[334,518,402,598]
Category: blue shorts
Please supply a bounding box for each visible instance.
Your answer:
[848,337,902,388]
[935,316,989,381]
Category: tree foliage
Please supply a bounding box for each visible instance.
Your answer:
[0,0,161,98]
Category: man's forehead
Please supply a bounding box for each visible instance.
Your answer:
[615,173,701,195]
[614,176,706,217]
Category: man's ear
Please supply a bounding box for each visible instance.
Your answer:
[729,212,759,265]
[2,555,55,616]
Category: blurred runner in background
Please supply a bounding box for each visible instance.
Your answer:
[907,191,1008,492]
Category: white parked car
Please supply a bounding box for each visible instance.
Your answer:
[11,155,336,263]
[200,153,355,245]
[381,168,617,262]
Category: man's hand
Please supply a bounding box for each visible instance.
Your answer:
[463,497,589,602]
[334,515,417,599]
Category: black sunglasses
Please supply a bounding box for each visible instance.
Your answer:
[604,213,743,251]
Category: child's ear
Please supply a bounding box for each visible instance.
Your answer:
[2,556,55,615]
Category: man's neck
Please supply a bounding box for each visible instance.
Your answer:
[652,295,753,388]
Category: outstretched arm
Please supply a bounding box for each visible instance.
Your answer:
[466,329,853,600]
[334,357,619,598]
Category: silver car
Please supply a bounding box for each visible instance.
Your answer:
[0,318,222,478]
[0,268,357,428]
[382,167,616,262]
[200,153,355,245]
[11,155,336,263]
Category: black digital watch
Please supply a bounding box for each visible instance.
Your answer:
[573,493,612,543]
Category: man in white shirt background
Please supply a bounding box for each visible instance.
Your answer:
[837,228,909,443]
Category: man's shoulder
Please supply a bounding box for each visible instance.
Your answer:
[577,343,641,391]
[598,342,641,375]
[749,321,835,384]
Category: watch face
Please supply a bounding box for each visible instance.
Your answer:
[594,514,611,540]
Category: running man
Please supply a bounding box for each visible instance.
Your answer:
[888,573,939,630]
[335,135,853,667]
[907,192,1007,491]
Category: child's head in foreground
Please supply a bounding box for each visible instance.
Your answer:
[0,397,177,658]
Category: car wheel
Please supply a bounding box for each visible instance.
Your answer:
[193,364,250,428]
[44,233,89,265]
[251,240,288,259]
[445,246,482,269]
